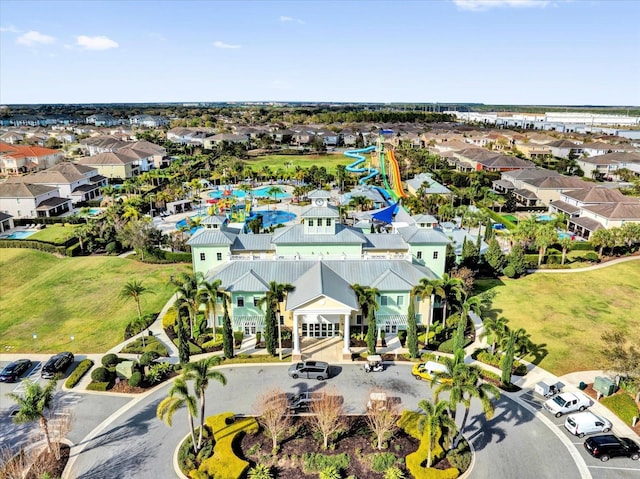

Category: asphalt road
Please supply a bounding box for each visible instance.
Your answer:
[66,363,587,479]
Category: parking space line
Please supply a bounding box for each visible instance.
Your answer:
[587,465,640,471]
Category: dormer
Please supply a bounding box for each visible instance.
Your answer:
[201,214,228,231]
[302,190,338,235]
[412,214,439,229]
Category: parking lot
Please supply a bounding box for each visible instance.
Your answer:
[518,389,640,479]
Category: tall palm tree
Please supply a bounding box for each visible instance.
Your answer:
[416,399,457,468]
[184,357,227,450]
[432,358,500,448]
[534,223,558,266]
[172,272,204,339]
[350,284,380,354]
[119,280,154,324]
[157,376,198,452]
[559,237,573,265]
[266,186,283,204]
[258,282,295,357]
[590,228,614,259]
[437,273,465,322]
[198,279,222,329]
[412,278,445,333]
[7,379,59,457]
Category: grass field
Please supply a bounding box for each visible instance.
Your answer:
[0,249,190,353]
[474,261,640,376]
[243,153,363,175]
[28,223,78,243]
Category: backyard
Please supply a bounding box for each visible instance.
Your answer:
[0,249,190,353]
[474,261,640,375]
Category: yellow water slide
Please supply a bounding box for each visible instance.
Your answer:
[387,149,408,198]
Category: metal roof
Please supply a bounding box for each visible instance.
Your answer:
[228,270,270,292]
[397,225,452,244]
[271,224,366,244]
[186,228,236,246]
[362,233,408,250]
[299,206,340,218]
[232,234,275,251]
[286,262,359,310]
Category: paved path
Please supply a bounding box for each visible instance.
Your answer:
[527,254,640,274]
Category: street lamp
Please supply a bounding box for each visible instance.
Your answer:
[33,333,37,352]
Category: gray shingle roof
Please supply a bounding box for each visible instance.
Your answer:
[0,182,57,198]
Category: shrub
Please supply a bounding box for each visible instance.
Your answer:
[102,353,119,367]
[139,351,160,366]
[256,331,262,344]
[247,464,273,479]
[503,265,516,278]
[384,466,406,479]
[91,367,112,382]
[569,241,594,251]
[584,252,600,262]
[397,329,407,346]
[128,371,143,388]
[105,241,118,255]
[201,339,223,351]
[372,452,398,473]
[319,465,341,479]
[122,336,169,356]
[162,307,178,329]
[301,453,350,474]
[146,362,173,384]
[86,381,110,391]
[234,330,244,347]
[65,359,94,388]
[447,442,472,472]
[475,350,527,376]
[601,392,640,426]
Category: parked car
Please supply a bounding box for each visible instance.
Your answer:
[41,352,74,379]
[411,361,451,384]
[288,360,330,380]
[584,434,640,462]
[0,359,32,383]
[543,391,592,417]
[564,411,612,438]
[288,392,326,412]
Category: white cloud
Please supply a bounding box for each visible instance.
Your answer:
[214,40,241,49]
[0,25,21,33]
[453,0,550,11]
[16,30,55,46]
[280,15,305,24]
[75,35,119,50]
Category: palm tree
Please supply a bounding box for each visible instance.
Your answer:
[157,376,199,452]
[590,228,614,259]
[7,379,59,457]
[432,358,500,448]
[499,327,532,386]
[412,278,445,334]
[172,272,204,339]
[266,186,283,205]
[184,357,227,450]
[119,280,154,324]
[350,284,380,354]
[534,223,558,266]
[479,316,509,354]
[198,279,222,329]
[559,237,573,265]
[258,282,295,357]
[416,399,457,468]
[438,273,465,322]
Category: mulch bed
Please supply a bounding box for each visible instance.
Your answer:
[25,444,69,479]
[240,416,421,479]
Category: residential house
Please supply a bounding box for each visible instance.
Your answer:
[86,114,120,127]
[129,114,169,128]
[5,162,105,205]
[0,131,24,144]
[119,141,167,169]
[0,143,64,175]
[0,182,72,218]
[0,212,14,233]
[517,175,592,207]
[405,172,452,197]
[272,129,294,144]
[187,191,450,360]
[203,133,249,149]
[516,143,552,160]
[547,139,582,159]
[340,129,358,147]
[77,152,140,179]
[79,136,128,156]
[451,148,535,172]
[166,127,210,145]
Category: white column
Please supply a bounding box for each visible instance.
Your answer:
[342,313,350,353]
[293,314,300,354]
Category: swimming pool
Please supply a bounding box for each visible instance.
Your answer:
[558,231,575,240]
[537,214,554,222]
[248,210,297,228]
[0,230,36,240]
[208,186,291,200]
[175,216,204,234]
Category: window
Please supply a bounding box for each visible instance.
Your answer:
[397,296,404,306]
[380,296,388,306]
[317,218,323,226]
[279,315,284,325]
[253,297,260,307]
[308,219,314,227]
[355,314,362,325]
[200,252,206,261]
[326,219,332,227]
[433,251,439,260]
[237,297,245,308]
[217,316,223,327]
[216,252,223,261]
[417,251,423,259]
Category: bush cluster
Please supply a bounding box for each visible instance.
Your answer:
[64,359,94,388]
[301,453,350,474]
[475,350,527,376]
[371,452,399,473]
[91,367,112,383]
[102,353,119,367]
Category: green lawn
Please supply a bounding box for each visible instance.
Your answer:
[243,153,355,175]
[474,261,640,375]
[0,249,190,353]
[28,223,78,243]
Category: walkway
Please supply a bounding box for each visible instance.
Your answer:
[527,253,640,274]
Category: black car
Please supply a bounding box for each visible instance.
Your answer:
[0,359,32,382]
[41,352,74,379]
[584,434,640,462]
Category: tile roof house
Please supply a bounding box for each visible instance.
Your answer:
[76,151,140,179]
[186,190,450,360]
[0,142,64,176]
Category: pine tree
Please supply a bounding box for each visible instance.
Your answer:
[461,236,479,270]
[176,314,190,365]
[406,299,419,359]
[222,294,234,359]
[485,238,506,275]
[508,242,527,277]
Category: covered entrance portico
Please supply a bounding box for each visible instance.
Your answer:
[291,305,356,361]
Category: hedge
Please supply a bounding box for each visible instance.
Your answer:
[86,381,110,391]
[121,336,169,356]
[162,308,178,329]
[0,239,68,255]
[569,241,594,251]
[601,393,640,426]
[91,367,112,382]
[64,359,94,388]
[102,353,119,367]
[483,208,517,230]
[475,349,528,376]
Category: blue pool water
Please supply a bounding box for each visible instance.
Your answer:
[175,216,204,234]
[248,210,297,228]
[558,231,575,240]
[0,230,36,240]
[537,214,554,222]
[208,186,291,200]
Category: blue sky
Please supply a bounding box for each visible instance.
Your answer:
[1,0,638,105]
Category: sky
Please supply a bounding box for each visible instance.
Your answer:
[1,0,639,106]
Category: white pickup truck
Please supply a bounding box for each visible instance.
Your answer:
[543,391,592,418]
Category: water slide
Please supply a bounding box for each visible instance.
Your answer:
[344,145,378,185]
[386,149,408,198]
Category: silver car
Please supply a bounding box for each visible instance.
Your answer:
[287,360,330,380]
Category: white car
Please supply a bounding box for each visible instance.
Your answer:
[564,411,612,437]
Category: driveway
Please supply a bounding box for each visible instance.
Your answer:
[66,363,585,479]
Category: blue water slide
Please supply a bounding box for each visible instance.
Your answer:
[344,145,377,185]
